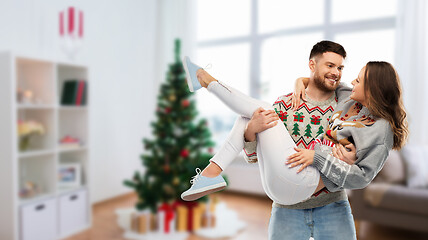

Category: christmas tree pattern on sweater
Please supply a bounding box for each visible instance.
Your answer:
[273,93,337,149]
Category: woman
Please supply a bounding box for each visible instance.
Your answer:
[181,57,408,205]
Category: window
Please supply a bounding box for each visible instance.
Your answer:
[197,0,251,41]
[261,32,323,102]
[195,43,251,145]
[331,0,396,23]
[335,29,396,82]
[196,0,397,148]
[258,0,324,33]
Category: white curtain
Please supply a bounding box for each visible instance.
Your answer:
[395,0,428,146]
[155,0,197,88]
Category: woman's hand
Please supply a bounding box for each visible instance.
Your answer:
[286,77,309,111]
[332,144,357,165]
[286,147,315,173]
[244,108,280,141]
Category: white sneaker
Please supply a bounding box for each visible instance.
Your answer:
[181,168,227,201]
[182,56,203,92]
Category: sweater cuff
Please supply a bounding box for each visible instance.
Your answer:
[244,140,257,149]
[312,150,329,172]
[243,140,258,163]
[313,150,341,192]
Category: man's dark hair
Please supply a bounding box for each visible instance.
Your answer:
[309,40,346,60]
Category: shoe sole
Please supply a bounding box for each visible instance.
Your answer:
[182,57,195,92]
[182,183,227,201]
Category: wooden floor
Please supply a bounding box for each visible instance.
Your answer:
[65,192,428,240]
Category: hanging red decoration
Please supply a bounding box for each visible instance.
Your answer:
[182,99,190,107]
[180,149,189,158]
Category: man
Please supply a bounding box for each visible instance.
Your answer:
[243,40,357,240]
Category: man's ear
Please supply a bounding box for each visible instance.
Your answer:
[309,59,316,72]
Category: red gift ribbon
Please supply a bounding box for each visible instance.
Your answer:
[158,203,175,233]
[183,201,198,232]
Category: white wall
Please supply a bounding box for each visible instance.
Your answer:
[0,0,159,203]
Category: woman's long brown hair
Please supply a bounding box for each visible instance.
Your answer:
[364,61,409,150]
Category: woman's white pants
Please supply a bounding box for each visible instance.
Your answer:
[207,81,319,205]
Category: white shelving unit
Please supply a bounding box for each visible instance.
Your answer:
[0,52,91,240]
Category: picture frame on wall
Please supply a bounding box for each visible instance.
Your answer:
[58,163,81,188]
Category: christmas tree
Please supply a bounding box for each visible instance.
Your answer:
[304,124,312,138]
[292,123,300,136]
[124,39,215,213]
[317,126,324,137]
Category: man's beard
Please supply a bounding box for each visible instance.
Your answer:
[313,72,338,92]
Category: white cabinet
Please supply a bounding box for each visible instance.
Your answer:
[0,53,91,240]
[59,189,88,237]
[20,198,57,240]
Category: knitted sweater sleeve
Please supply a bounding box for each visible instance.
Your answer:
[243,140,258,163]
[242,98,281,164]
[335,83,352,102]
[312,144,390,192]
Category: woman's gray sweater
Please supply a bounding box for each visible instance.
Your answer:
[313,86,394,192]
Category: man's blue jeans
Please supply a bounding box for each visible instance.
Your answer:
[268,199,356,240]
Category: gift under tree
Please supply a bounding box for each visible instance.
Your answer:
[123,39,217,233]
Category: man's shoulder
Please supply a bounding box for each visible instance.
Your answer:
[274,93,293,101]
[274,93,293,104]
[273,93,293,108]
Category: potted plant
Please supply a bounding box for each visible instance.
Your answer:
[17,120,45,151]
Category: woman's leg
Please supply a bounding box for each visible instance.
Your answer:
[199,69,271,119]
[198,68,275,177]
[200,75,320,204]
[182,58,319,204]
[204,116,273,200]
[181,116,257,201]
